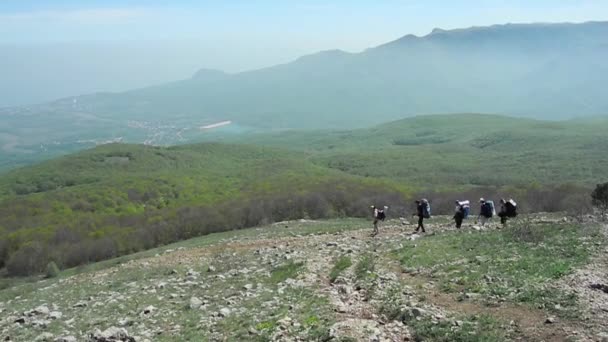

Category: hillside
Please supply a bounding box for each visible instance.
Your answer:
[0,143,407,276]
[2,217,607,341]
[223,114,608,187]
[2,21,607,171]
[2,114,607,275]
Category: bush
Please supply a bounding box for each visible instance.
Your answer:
[45,261,60,278]
[591,182,608,217]
[6,243,48,276]
[561,192,592,222]
[0,239,8,268]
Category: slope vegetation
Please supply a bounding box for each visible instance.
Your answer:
[0,143,407,276]
[234,114,608,187]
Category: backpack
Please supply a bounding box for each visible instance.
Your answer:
[506,199,517,217]
[462,206,470,219]
[487,200,496,216]
[482,202,494,218]
[458,200,470,219]
[376,209,386,221]
[422,199,431,218]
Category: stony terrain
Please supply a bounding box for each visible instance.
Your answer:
[1,216,607,342]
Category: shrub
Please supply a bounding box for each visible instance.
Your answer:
[6,243,48,276]
[45,261,60,278]
[561,192,592,222]
[0,239,8,268]
[591,182,608,217]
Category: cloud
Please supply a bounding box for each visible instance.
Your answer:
[0,8,151,25]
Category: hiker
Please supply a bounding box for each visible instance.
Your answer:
[371,205,387,236]
[477,198,495,226]
[454,200,469,229]
[498,198,518,225]
[412,200,427,233]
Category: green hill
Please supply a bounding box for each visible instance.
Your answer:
[2,114,606,277]
[0,143,407,276]
[229,114,608,187]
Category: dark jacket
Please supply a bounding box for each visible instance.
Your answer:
[416,203,424,217]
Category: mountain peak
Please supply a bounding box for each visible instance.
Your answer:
[430,28,447,35]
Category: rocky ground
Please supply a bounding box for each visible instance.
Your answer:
[1,216,607,341]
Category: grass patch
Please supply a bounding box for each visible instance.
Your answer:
[355,254,376,281]
[395,223,603,317]
[375,283,513,341]
[329,255,352,283]
[410,314,511,342]
[216,288,334,341]
[269,260,304,284]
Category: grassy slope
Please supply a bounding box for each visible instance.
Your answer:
[228,114,608,187]
[1,217,604,341]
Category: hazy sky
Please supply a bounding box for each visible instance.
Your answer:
[1,0,607,106]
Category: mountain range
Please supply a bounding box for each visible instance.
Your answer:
[1,21,607,171]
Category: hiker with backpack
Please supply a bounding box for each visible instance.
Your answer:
[371,205,388,236]
[412,199,430,233]
[498,198,517,225]
[454,200,470,229]
[477,198,495,226]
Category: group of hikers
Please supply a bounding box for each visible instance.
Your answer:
[371,197,518,236]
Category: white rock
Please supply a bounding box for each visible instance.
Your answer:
[54,336,77,342]
[189,297,203,309]
[34,305,50,316]
[219,308,231,317]
[49,311,62,320]
[96,326,131,340]
[73,301,87,308]
[34,332,53,341]
[142,305,156,315]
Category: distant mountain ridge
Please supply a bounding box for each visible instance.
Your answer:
[1,21,607,171]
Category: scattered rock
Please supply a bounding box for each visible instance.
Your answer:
[142,306,156,315]
[73,301,87,308]
[49,311,62,320]
[186,269,200,277]
[33,305,50,316]
[34,333,54,342]
[189,297,203,310]
[32,319,50,328]
[218,308,231,317]
[89,327,135,342]
[54,336,77,342]
[464,292,481,300]
[411,307,427,317]
[545,316,557,324]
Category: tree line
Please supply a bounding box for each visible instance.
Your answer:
[2,181,605,276]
